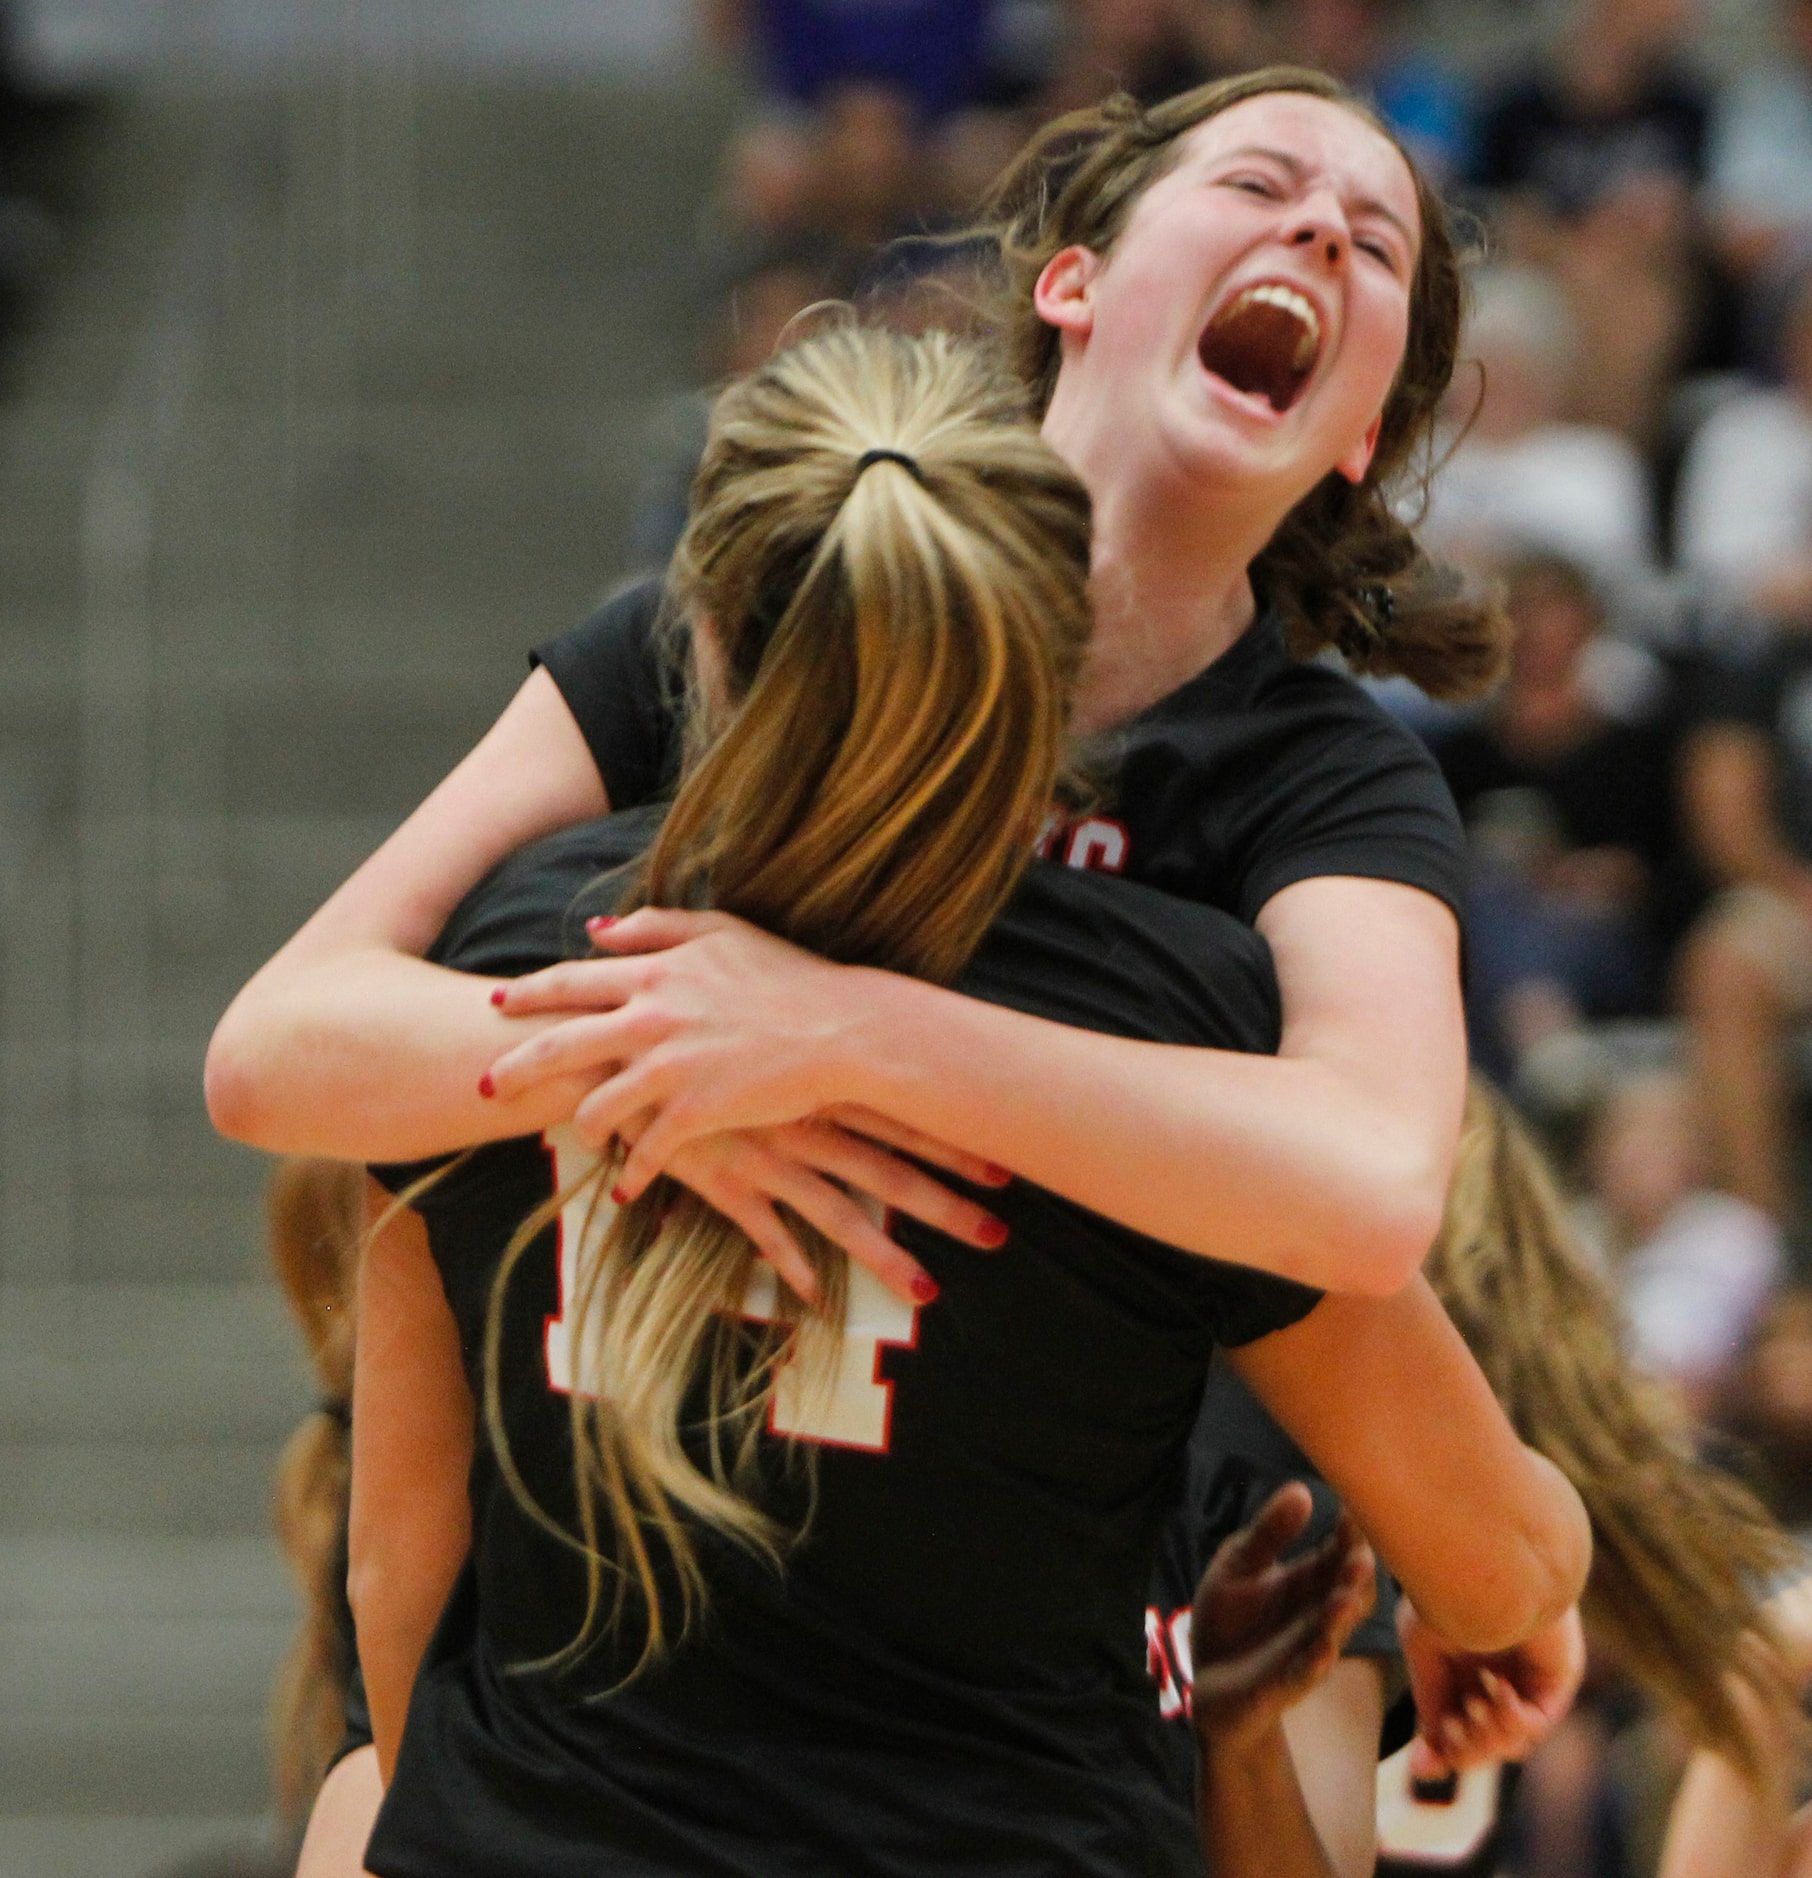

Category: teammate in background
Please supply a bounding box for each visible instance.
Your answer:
[350,324,1587,1877]
[263,1157,380,1878]
[207,67,1504,1314]
[1169,1079,1798,1877]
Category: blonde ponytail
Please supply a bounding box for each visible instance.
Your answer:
[485,324,1094,1675]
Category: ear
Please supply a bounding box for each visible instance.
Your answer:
[1032,246,1101,338]
[1336,410,1384,485]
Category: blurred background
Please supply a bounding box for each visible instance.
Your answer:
[2,0,1810,1873]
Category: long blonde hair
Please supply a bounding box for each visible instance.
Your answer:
[1429,1082,1799,1779]
[485,323,1094,1676]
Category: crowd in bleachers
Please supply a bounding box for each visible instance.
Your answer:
[635,5,1812,1869]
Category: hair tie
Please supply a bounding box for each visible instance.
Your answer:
[317,1396,352,1430]
[854,447,926,485]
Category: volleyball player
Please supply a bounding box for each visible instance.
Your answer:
[345,324,1585,1877]
[206,68,1499,1315]
[1168,1081,1799,1877]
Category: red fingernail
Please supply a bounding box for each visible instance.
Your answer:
[588,915,618,934]
[490,985,506,1007]
[477,1073,495,1099]
[982,1163,1013,1186]
[910,1273,940,1305]
[611,1185,631,1205]
[977,1218,1009,1249]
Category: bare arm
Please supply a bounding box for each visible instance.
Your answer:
[347,1177,474,1781]
[1229,1282,1592,1650]
[205,669,609,1157]
[496,876,1466,1293]
[1681,724,1812,899]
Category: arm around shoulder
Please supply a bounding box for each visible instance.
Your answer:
[205,668,606,1156]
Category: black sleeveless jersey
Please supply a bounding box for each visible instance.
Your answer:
[366,807,1321,1878]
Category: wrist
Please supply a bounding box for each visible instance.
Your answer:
[832,968,944,1113]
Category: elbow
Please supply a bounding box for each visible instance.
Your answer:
[1335,1160,1447,1298]
[203,1002,274,1146]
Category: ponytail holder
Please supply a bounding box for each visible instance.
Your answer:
[854,447,926,485]
[1361,583,1398,628]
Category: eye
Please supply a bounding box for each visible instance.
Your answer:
[1357,235,1401,272]
[1221,170,1282,199]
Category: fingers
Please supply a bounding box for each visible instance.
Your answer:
[756,1155,941,1308]
[492,956,657,1016]
[484,1010,663,1102]
[660,1149,822,1306]
[588,907,733,955]
[823,1105,1012,1190]
[1216,1482,1318,1578]
[779,1122,1009,1250]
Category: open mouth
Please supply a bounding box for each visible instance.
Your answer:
[1197,283,1323,415]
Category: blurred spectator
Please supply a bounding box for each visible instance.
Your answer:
[706,0,1001,124]
[1718,1286,1812,1529]
[1035,0,1220,114]
[1576,1069,1784,1416]
[1676,607,1812,1223]
[1705,0,1812,290]
[1675,260,1812,633]
[1421,264,1658,595]
[1470,0,1713,443]
[1431,554,1683,1083]
[1272,0,1473,184]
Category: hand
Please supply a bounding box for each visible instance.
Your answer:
[1190,1482,1378,1755]
[488,909,880,1191]
[646,1113,1011,1309]
[1398,1601,1585,1779]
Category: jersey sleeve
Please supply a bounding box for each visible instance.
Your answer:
[531,577,686,811]
[1236,694,1468,928]
[1199,1265,1323,1348]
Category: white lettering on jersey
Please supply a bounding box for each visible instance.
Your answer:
[1145,1604,1190,1721]
[1064,816,1130,874]
[540,1125,918,1451]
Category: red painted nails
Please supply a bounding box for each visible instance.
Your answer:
[910,1273,940,1305]
[981,1163,1013,1187]
[976,1218,1009,1250]
[490,985,507,1007]
[610,1185,631,1205]
[477,1073,495,1099]
[587,915,619,935]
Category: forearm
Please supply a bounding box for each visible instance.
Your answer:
[1234,1284,1592,1650]
[208,949,590,1159]
[839,974,1445,1292]
[351,1559,462,1782]
[1197,1724,1341,1878]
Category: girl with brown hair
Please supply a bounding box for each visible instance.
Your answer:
[207,66,1501,1316]
[343,322,1585,1877]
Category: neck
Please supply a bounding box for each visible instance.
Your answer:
[1049,406,1272,735]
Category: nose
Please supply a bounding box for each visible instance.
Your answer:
[1284,192,1348,267]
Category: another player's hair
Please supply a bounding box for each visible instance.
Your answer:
[266,1157,363,1823]
[484,322,1094,1677]
[1427,1081,1799,1780]
[976,65,1506,702]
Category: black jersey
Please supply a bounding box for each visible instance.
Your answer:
[366,808,1320,1878]
[533,577,1467,927]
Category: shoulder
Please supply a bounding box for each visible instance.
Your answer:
[430,806,665,979]
[970,861,1283,1056]
[530,576,687,810]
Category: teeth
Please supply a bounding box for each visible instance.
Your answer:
[1226,283,1321,369]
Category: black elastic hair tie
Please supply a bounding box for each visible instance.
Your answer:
[317,1396,352,1430]
[854,447,926,485]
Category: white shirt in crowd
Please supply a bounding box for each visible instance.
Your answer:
[1707,63,1812,241]
[1421,425,1656,591]
[1675,389,1812,601]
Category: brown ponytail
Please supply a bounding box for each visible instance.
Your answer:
[977,66,1506,702]
[484,323,1095,1676]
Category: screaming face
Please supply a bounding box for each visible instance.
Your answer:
[1198,282,1323,415]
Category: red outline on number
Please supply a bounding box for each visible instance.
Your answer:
[757,1207,920,1455]
[541,1136,582,1398]
[1064,815,1130,875]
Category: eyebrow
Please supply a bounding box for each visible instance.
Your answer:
[1215,144,1418,251]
